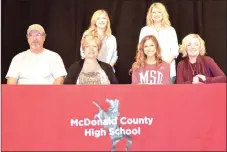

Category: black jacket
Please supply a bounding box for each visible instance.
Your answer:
[64,59,118,84]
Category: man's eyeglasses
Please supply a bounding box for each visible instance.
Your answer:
[27,33,46,38]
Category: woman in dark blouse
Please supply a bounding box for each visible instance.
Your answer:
[176,33,226,84]
[64,35,118,84]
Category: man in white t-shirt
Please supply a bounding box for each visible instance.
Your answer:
[6,24,67,84]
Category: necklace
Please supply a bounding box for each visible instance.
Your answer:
[153,24,162,32]
[83,61,100,73]
[99,35,104,40]
[189,63,196,76]
[155,27,161,32]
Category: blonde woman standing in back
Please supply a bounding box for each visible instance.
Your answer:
[80,9,118,69]
[139,2,179,83]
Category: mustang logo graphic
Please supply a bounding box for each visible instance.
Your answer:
[93,99,132,151]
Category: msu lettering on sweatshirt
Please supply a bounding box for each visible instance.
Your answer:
[132,61,170,84]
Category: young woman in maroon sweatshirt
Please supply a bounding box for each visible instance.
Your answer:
[131,35,170,84]
[176,33,226,84]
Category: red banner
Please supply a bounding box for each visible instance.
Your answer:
[2,84,226,151]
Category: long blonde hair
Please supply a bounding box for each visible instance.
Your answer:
[131,35,162,72]
[146,2,171,27]
[84,9,112,37]
[179,33,206,57]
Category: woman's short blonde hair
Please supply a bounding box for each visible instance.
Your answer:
[179,33,206,57]
[81,35,102,51]
[146,2,171,27]
[84,9,112,37]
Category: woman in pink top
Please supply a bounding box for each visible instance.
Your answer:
[176,33,226,84]
[131,35,170,84]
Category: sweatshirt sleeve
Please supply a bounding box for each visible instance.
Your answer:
[176,61,192,84]
[205,57,226,83]
[132,69,140,84]
[163,62,171,84]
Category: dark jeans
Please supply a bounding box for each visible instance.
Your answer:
[171,76,176,84]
